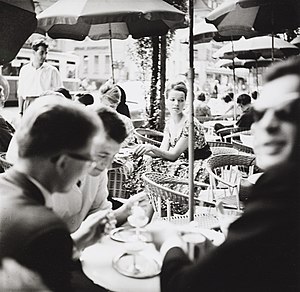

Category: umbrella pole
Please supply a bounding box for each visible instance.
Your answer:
[231,38,237,120]
[109,23,115,83]
[271,3,274,62]
[255,59,259,90]
[188,0,195,222]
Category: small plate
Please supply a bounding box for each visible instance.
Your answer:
[112,252,161,279]
[110,227,152,243]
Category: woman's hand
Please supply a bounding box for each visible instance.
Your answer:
[134,144,154,157]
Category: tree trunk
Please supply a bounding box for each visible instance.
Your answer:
[159,35,167,131]
[149,36,160,129]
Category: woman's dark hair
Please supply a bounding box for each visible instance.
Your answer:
[165,81,187,99]
[56,88,72,100]
[251,91,258,100]
[223,94,233,103]
[237,94,251,106]
[116,85,131,118]
[197,92,206,101]
[78,94,94,106]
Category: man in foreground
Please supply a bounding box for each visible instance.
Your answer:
[0,96,113,291]
[148,57,300,292]
[52,106,150,233]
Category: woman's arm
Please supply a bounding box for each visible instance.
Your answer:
[134,135,188,162]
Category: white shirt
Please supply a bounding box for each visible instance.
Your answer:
[18,61,62,99]
[52,170,112,233]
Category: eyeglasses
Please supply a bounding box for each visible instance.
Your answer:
[66,152,97,169]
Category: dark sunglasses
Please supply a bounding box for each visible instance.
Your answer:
[253,98,300,123]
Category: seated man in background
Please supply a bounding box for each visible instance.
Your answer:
[147,57,300,292]
[52,106,151,233]
[0,96,114,292]
[214,93,254,133]
[235,93,254,129]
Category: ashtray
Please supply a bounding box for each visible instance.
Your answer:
[112,252,161,279]
[110,227,152,243]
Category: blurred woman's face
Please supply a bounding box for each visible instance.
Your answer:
[166,89,186,115]
[252,75,299,170]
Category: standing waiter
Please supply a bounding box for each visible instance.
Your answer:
[17,38,62,115]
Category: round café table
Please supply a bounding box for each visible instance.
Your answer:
[81,235,161,292]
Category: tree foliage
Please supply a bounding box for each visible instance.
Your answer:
[129,0,187,131]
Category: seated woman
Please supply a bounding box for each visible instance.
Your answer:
[133,81,211,192]
[99,80,135,147]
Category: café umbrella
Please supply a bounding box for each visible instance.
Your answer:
[213,36,299,60]
[36,0,186,81]
[0,0,37,65]
[206,0,300,60]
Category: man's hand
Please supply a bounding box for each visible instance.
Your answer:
[114,192,153,226]
[71,210,116,251]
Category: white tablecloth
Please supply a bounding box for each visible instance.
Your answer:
[81,236,161,292]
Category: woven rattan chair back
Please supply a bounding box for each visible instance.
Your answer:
[142,172,209,216]
[232,140,254,154]
[208,141,233,148]
[142,172,219,229]
[205,154,260,210]
[210,147,238,156]
[0,152,13,173]
[133,128,164,146]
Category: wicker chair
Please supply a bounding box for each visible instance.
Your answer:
[208,141,233,148]
[0,152,13,172]
[232,140,254,154]
[205,154,260,210]
[210,147,238,156]
[142,172,218,229]
[133,128,164,146]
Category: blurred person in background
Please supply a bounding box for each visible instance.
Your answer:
[146,56,300,292]
[99,80,135,147]
[56,87,72,100]
[194,92,211,121]
[0,76,14,155]
[77,93,94,106]
[235,93,254,129]
[17,39,62,115]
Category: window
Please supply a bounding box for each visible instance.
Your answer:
[94,55,99,74]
